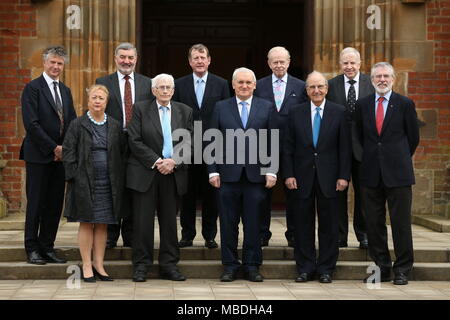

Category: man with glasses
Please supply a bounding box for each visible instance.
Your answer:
[127,74,192,282]
[283,71,351,283]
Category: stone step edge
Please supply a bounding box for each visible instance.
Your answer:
[413,215,450,233]
[0,261,449,281]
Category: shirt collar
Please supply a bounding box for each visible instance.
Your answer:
[236,96,253,107]
[118,71,134,81]
[344,72,360,84]
[43,72,58,85]
[157,102,172,110]
[375,90,392,102]
[272,73,288,84]
[193,72,208,83]
[310,98,326,111]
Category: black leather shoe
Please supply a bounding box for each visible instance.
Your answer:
[261,239,269,247]
[338,240,348,248]
[42,251,67,264]
[393,273,408,285]
[27,251,46,265]
[287,239,295,248]
[245,271,263,282]
[81,268,96,283]
[220,271,236,282]
[132,269,147,282]
[319,274,332,283]
[106,242,117,249]
[359,239,369,249]
[161,269,186,281]
[205,239,218,249]
[178,239,193,248]
[93,267,114,281]
[295,272,312,282]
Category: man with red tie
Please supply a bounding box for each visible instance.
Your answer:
[355,62,420,285]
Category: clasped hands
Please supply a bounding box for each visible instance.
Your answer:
[155,158,176,175]
[54,145,62,161]
[285,177,348,191]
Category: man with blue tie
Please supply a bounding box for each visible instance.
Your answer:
[127,74,193,282]
[254,46,307,247]
[173,44,230,249]
[283,71,351,283]
[208,68,277,282]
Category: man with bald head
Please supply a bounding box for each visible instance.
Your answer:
[327,47,374,249]
[254,46,307,248]
[283,71,351,283]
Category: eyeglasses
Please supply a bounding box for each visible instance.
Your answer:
[307,85,327,90]
[155,85,174,91]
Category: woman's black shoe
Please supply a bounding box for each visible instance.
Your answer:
[93,267,114,281]
[81,268,96,283]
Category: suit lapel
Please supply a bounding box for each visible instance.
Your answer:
[279,76,293,112]
[301,104,313,145]
[201,76,214,110]
[338,75,346,105]
[149,101,163,138]
[367,94,378,135]
[380,92,396,136]
[40,76,59,115]
[188,75,200,109]
[110,73,122,110]
[230,98,243,128]
[358,74,371,98]
[317,101,333,147]
[246,97,261,129]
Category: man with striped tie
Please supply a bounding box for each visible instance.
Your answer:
[283,71,351,283]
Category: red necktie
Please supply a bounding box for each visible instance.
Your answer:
[124,75,132,127]
[376,97,384,135]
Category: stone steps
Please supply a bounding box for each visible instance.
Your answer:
[413,215,450,233]
[1,260,450,281]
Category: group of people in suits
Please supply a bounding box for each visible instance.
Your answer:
[20,42,419,285]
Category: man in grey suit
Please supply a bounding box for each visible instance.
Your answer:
[127,74,193,282]
[96,42,153,249]
[326,47,374,249]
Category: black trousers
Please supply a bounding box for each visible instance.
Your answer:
[107,187,133,246]
[361,183,414,276]
[132,172,180,273]
[180,163,218,241]
[24,162,65,254]
[292,176,339,275]
[338,156,367,242]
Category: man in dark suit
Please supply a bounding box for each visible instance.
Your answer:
[127,74,192,282]
[326,47,374,249]
[20,46,77,264]
[355,62,419,285]
[208,67,277,282]
[254,46,308,247]
[96,42,153,249]
[173,44,230,249]
[283,71,351,283]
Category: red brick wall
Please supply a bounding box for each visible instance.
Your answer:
[0,0,36,212]
[409,0,450,217]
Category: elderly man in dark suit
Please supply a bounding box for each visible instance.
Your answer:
[127,73,192,282]
[173,44,230,249]
[356,62,419,285]
[327,47,374,249]
[20,46,77,264]
[284,71,351,283]
[254,46,307,248]
[96,42,153,249]
[208,67,277,282]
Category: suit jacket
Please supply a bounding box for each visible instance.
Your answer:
[62,114,126,220]
[207,96,276,183]
[354,91,420,188]
[327,73,374,161]
[20,74,77,163]
[282,101,351,199]
[126,99,193,195]
[173,72,230,131]
[95,72,153,126]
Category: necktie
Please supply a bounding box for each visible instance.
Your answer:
[376,97,385,135]
[274,79,284,111]
[160,106,173,158]
[53,81,64,136]
[347,79,356,113]
[313,106,321,148]
[240,101,248,128]
[195,79,205,108]
[124,75,133,127]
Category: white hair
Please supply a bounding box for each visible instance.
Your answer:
[339,47,361,63]
[152,73,175,88]
[305,70,328,87]
[232,67,256,82]
[371,62,395,78]
[267,46,291,60]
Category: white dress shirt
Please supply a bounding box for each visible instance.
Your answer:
[152,102,172,169]
[344,72,360,100]
[43,72,62,105]
[117,71,136,128]
[310,99,326,129]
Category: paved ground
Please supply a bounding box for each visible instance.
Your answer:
[0,216,449,300]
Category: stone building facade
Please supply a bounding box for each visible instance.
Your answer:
[0,0,448,218]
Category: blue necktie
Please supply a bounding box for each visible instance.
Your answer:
[195,79,205,108]
[240,101,248,128]
[313,106,321,148]
[160,106,173,158]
